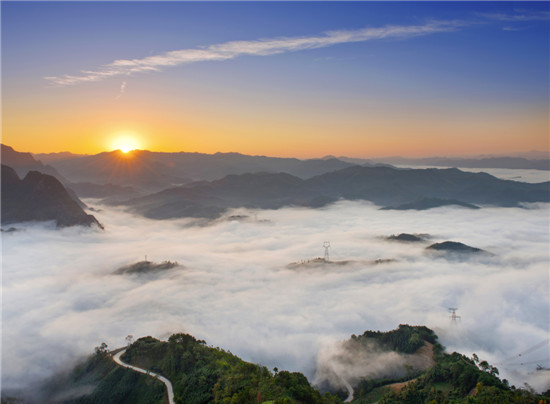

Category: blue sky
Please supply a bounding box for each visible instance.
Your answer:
[2,1,549,157]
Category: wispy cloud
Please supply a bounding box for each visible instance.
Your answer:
[115,80,127,99]
[44,21,462,86]
[502,26,523,32]
[476,10,550,22]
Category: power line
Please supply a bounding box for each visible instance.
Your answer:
[499,338,550,365]
[501,357,550,367]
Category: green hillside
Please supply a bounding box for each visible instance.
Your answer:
[346,325,549,404]
[47,333,341,404]
[35,327,549,404]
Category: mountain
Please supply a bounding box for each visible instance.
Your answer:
[380,198,480,210]
[1,165,102,228]
[305,166,548,206]
[1,144,67,181]
[67,182,138,201]
[120,172,314,219]
[38,333,341,404]
[32,326,549,404]
[371,156,550,170]
[119,166,550,220]
[146,152,353,181]
[33,151,87,163]
[321,325,549,403]
[2,145,141,201]
[386,233,428,242]
[41,150,192,192]
[114,260,180,275]
[426,241,487,255]
[42,150,356,190]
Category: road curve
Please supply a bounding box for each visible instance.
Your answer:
[112,349,175,404]
[342,377,354,403]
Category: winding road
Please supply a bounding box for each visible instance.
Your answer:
[342,377,354,402]
[112,349,175,404]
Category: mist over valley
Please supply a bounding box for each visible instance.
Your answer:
[2,2,549,400]
[2,197,549,398]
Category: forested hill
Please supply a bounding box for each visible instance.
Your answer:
[41,334,341,404]
[33,327,550,404]
[332,325,550,403]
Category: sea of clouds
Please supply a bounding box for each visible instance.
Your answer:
[2,199,549,396]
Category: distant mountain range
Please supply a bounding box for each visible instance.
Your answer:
[2,144,549,223]
[1,144,68,181]
[368,156,550,170]
[120,166,549,220]
[380,198,480,211]
[1,165,102,228]
[33,149,357,192]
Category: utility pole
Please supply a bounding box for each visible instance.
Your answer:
[449,308,461,325]
[323,241,330,261]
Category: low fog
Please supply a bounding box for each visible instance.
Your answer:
[314,337,435,395]
[2,200,549,395]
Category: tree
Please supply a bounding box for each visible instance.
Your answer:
[478,360,490,372]
[489,365,499,376]
[94,342,108,356]
[126,335,134,346]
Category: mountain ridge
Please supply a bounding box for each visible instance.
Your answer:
[39,149,357,191]
[1,165,102,228]
[117,166,550,220]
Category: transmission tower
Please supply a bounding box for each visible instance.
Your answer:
[449,308,461,324]
[323,241,330,261]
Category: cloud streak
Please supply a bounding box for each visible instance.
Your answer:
[477,10,550,22]
[44,21,461,86]
[115,81,127,99]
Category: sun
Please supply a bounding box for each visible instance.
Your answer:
[110,133,142,153]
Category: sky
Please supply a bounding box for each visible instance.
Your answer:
[1,1,549,158]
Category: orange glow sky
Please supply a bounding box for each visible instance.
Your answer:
[2,2,548,158]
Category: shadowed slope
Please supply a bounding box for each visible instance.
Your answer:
[1,165,102,228]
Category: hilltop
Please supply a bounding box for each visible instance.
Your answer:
[113,260,180,275]
[39,334,341,404]
[426,241,491,256]
[317,325,549,403]
[30,326,550,404]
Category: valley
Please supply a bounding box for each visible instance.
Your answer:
[2,2,549,402]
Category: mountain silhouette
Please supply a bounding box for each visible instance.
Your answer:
[371,155,550,170]
[120,166,549,219]
[42,150,191,192]
[40,149,355,189]
[1,144,67,181]
[1,165,102,228]
[426,241,488,255]
[380,197,480,210]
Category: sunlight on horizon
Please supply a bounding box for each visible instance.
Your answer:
[110,133,143,153]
